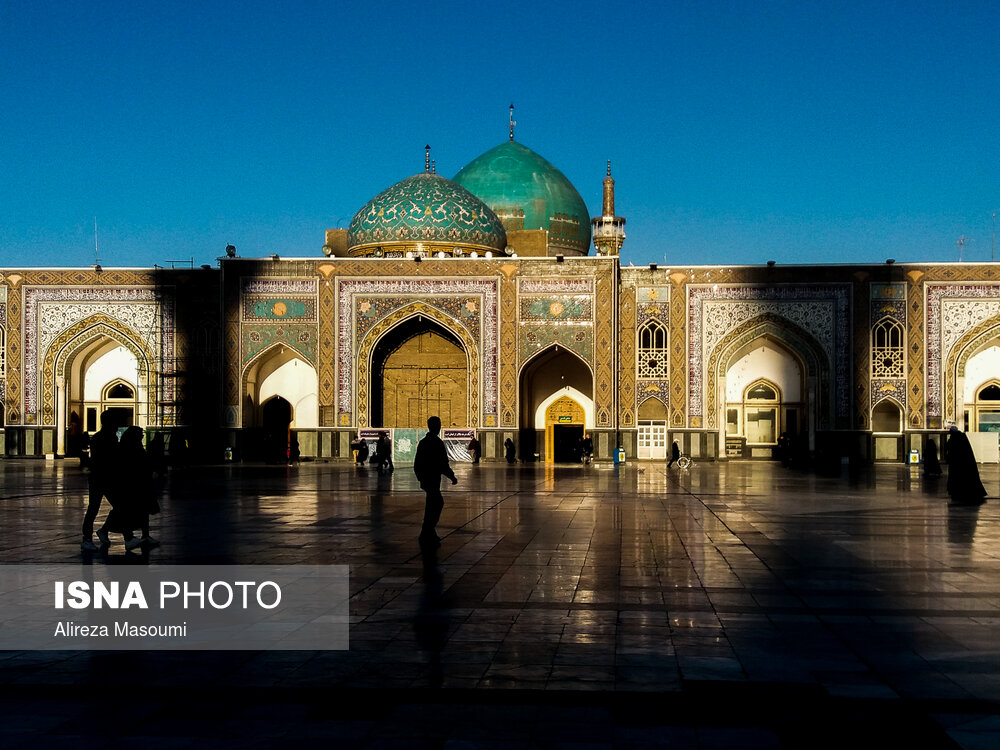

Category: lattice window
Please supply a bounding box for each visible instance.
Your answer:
[637,320,669,379]
[872,318,904,378]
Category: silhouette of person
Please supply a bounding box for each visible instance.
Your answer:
[147,432,167,476]
[582,434,594,464]
[414,415,457,547]
[504,437,516,465]
[115,426,159,548]
[667,439,681,468]
[946,426,987,505]
[353,435,369,466]
[923,439,942,479]
[467,435,481,464]
[98,425,147,551]
[81,410,121,551]
[375,431,394,472]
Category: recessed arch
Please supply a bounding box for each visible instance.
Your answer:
[44,315,156,430]
[708,314,829,437]
[947,313,1000,425]
[357,302,479,429]
[637,396,668,421]
[968,375,1000,433]
[871,397,904,433]
[242,343,317,429]
[371,316,469,428]
[519,344,593,462]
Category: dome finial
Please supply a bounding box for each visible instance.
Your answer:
[425,145,431,173]
[509,104,516,142]
[607,160,612,177]
[431,159,436,175]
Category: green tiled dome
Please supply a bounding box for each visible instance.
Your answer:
[454,141,592,255]
[347,172,507,255]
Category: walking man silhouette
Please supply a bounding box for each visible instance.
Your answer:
[414,415,457,547]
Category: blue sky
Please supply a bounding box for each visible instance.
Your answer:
[2,0,997,268]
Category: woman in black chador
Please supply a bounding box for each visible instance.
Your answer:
[504,437,516,465]
[945,426,987,505]
[923,439,942,478]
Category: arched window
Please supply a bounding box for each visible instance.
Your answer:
[98,378,137,430]
[105,382,134,399]
[637,320,668,379]
[744,380,780,445]
[872,318,905,378]
[973,380,1000,432]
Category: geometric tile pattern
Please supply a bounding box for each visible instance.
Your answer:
[870,283,907,414]
[243,324,316,366]
[337,277,499,426]
[902,270,925,428]
[242,297,317,321]
[355,301,481,429]
[499,268,518,428]
[317,265,337,427]
[618,284,636,427]
[689,284,852,425]
[23,285,173,421]
[593,263,615,427]
[925,283,1000,424]
[669,272,688,427]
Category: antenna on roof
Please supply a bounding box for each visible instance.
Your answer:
[509,104,516,142]
[957,235,972,262]
[94,217,101,265]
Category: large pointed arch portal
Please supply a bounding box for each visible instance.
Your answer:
[371,317,470,429]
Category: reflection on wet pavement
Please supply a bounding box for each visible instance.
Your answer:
[1,458,997,747]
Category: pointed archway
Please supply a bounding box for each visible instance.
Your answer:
[43,316,155,457]
[709,315,828,459]
[519,346,593,462]
[370,316,470,429]
[261,396,292,463]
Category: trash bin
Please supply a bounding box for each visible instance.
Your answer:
[614,447,625,465]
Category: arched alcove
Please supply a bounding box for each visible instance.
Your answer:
[519,346,593,462]
[242,346,318,429]
[637,397,668,459]
[371,317,469,428]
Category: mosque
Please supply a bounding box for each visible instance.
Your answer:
[3,123,1000,466]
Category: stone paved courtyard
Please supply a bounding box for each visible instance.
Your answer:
[0,457,998,748]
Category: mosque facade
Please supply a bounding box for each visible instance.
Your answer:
[3,137,1000,465]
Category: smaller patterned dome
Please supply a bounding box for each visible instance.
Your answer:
[347,172,508,256]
